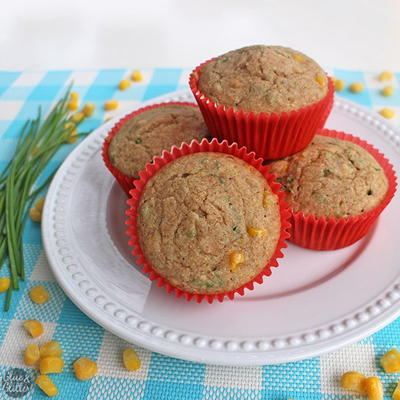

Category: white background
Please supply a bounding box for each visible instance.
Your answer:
[0,0,400,70]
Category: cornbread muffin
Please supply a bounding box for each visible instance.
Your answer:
[270,135,388,218]
[198,45,328,113]
[108,104,208,178]
[137,153,281,294]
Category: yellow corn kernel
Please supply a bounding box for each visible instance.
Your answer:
[82,102,95,117]
[363,376,383,400]
[104,99,119,111]
[340,371,367,394]
[123,348,141,371]
[381,86,394,97]
[35,198,45,212]
[24,344,40,366]
[263,190,274,208]
[378,71,394,81]
[393,381,400,400]
[71,112,85,123]
[349,82,364,93]
[40,341,62,358]
[379,107,396,120]
[67,100,79,111]
[315,74,325,87]
[229,251,244,272]
[334,78,345,91]
[131,70,143,82]
[29,207,41,223]
[73,357,98,381]
[40,356,64,374]
[380,348,400,373]
[23,319,44,338]
[0,277,10,293]
[247,226,267,238]
[293,54,305,63]
[36,375,58,397]
[30,285,49,304]
[119,79,131,90]
[70,91,79,102]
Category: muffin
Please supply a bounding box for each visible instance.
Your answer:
[102,102,209,194]
[269,130,396,250]
[126,138,291,302]
[189,45,334,159]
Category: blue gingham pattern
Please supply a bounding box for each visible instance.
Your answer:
[0,68,399,400]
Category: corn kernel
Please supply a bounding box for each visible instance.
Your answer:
[119,79,131,90]
[40,341,62,358]
[393,381,400,400]
[293,54,305,63]
[24,344,40,366]
[334,78,345,91]
[381,86,394,97]
[23,319,44,338]
[263,190,274,208]
[0,277,10,293]
[104,99,119,111]
[71,112,85,123]
[82,102,95,117]
[229,251,244,272]
[131,70,143,82]
[363,376,383,400]
[340,371,366,394]
[315,74,325,87]
[380,348,400,373]
[29,207,41,223]
[123,348,141,371]
[36,375,58,397]
[378,71,394,81]
[30,285,49,304]
[35,198,45,212]
[73,357,98,381]
[349,82,364,93]
[247,226,267,238]
[67,100,79,111]
[40,356,64,374]
[379,107,396,119]
[70,91,79,102]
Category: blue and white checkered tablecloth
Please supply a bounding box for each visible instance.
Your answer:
[0,68,399,400]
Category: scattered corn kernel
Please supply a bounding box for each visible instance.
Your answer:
[29,285,49,304]
[392,381,400,400]
[131,70,143,82]
[24,344,40,366]
[381,86,394,97]
[123,348,141,371]
[36,375,58,397]
[315,74,325,87]
[40,341,62,358]
[118,79,131,90]
[349,82,364,93]
[70,92,79,102]
[104,99,119,111]
[293,54,305,63]
[363,376,383,400]
[82,102,95,117]
[35,198,45,212]
[73,357,98,381]
[247,227,267,238]
[23,319,44,338]
[340,371,366,394]
[71,112,85,123]
[29,207,42,223]
[229,251,244,272]
[379,107,396,119]
[378,71,394,81]
[380,348,400,373]
[67,100,79,111]
[334,78,345,91]
[0,277,10,293]
[40,356,64,374]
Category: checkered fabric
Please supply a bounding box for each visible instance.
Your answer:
[0,68,399,400]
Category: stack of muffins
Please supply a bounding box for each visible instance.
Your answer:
[102,45,397,303]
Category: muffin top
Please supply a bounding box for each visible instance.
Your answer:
[137,152,281,294]
[269,135,388,218]
[108,104,208,178]
[198,45,328,113]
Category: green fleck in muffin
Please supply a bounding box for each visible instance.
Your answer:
[269,135,388,218]
[137,152,281,294]
[198,45,328,113]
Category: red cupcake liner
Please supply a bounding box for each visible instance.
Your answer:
[125,138,291,303]
[189,58,334,160]
[289,129,397,250]
[102,102,200,196]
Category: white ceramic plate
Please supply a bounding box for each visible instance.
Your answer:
[42,90,400,366]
